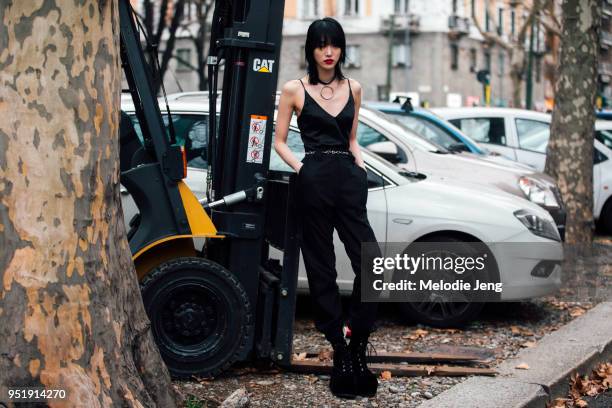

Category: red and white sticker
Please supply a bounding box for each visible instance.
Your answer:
[247,115,266,164]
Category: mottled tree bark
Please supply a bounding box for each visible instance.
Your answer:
[545,0,600,244]
[0,1,178,407]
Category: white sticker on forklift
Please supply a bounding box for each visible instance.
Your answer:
[247,115,266,164]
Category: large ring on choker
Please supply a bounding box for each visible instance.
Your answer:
[320,85,334,100]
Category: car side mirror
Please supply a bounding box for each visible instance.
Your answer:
[367,141,400,163]
[447,143,469,153]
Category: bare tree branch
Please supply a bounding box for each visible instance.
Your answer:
[517,0,553,44]
[540,0,562,35]
[157,0,186,94]
[471,0,511,50]
[539,15,562,37]
[153,0,169,47]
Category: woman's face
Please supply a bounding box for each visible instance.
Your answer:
[313,42,341,71]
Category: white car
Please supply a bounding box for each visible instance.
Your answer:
[354,108,567,238]
[121,100,563,327]
[433,107,612,233]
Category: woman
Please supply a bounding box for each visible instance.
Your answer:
[273,17,380,399]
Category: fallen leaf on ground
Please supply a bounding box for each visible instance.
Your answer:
[317,349,333,361]
[307,375,319,384]
[515,362,530,370]
[293,352,307,361]
[522,341,537,348]
[510,326,534,336]
[402,328,429,340]
[380,370,392,380]
[548,398,569,408]
[569,307,586,317]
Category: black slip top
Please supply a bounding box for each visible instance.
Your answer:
[296,78,355,152]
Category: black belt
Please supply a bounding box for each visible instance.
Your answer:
[304,149,351,155]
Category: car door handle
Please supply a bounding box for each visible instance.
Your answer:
[392,218,413,225]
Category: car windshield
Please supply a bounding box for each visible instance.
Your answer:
[391,114,475,152]
[361,108,450,153]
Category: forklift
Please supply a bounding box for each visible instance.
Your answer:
[119,0,298,378]
[119,0,496,380]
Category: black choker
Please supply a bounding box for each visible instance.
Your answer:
[318,76,335,85]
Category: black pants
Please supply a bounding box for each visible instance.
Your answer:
[297,152,381,343]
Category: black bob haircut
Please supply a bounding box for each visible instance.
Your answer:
[304,17,347,85]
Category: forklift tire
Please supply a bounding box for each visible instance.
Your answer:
[140,257,253,378]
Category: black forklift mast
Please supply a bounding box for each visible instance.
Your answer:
[205,0,300,365]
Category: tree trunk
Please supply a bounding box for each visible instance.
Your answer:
[544,0,600,244]
[196,20,208,91]
[509,45,525,108]
[0,2,178,406]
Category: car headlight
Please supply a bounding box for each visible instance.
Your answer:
[514,209,561,241]
[518,176,559,208]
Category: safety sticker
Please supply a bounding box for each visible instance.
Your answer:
[247,115,266,164]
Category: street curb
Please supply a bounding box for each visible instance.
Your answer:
[418,301,612,408]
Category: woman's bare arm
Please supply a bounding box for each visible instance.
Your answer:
[347,79,365,169]
[274,80,303,173]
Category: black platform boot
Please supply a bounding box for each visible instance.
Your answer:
[349,332,378,397]
[329,339,358,399]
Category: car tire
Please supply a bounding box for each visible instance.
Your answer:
[140,257,253,379]
[396,236,497,328]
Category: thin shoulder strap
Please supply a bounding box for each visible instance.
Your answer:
[298,78,306,90]
[347,77,352,92]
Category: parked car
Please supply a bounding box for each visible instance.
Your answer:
[365,100,536,171]
[121,99,563,327]
[352,107,566,239]
[433,107,612,233]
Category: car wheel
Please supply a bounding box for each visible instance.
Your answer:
[396,236,496,328]
[140,257,253,378]
[598,198,612,235]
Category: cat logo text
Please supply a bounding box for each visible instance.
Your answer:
[253,58,275,73]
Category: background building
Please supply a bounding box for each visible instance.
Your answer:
[599,1,612,108]
[148,0,554,108]
[277,0,550,108]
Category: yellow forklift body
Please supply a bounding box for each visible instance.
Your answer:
[176,181,224,238]
[132,181,224,279]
